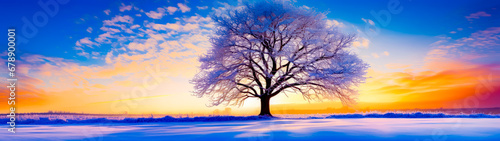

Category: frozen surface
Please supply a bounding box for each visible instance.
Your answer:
[4,118,500,141]
[2,112,498,125]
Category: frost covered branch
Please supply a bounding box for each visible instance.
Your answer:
[191,1,368,116]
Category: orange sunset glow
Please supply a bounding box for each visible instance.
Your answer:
[1,0,499,116]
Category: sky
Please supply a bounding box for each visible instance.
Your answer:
[0,0,499,115]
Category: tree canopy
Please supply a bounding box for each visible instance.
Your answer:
[191,1,369,116]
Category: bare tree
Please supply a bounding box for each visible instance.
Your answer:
[191,1,369,116]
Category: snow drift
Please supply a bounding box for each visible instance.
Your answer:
[2,112,499,124]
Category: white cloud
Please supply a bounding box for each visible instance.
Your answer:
[95,32,113,43]
[76,37,97,47]
[86,27,93,33]
[103,15,134,25]
[325,19,344,28]
[166,6,178,15]
[100,27,121,33]
[119,3,133,12]
[130,25,140,29]
[465,11,491,21]
[145,7,166,19]
[177,3,191,13]
[383,51,389,56]
[21,12,217,113]
[183,15,211,23]
[149,22,199,32]
[352,37,369,48]
[196,6,208,10]
[127,39,157,51]
[362,18,375,26]
[104,9,111,15]
[425,27,500,67]
[77,51,89,57]
[100,15,134,36]
[105,51,114,64]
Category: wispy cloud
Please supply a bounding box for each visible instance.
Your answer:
[166,6,178,15]
[86,27,93,33]
[383,51,389,56]
[119,3,133,12]
[466,11,491,21]
[425,27,500,70]
[362,18,375,26]
[361,64,500,108]
[9,2,218,113]
[353,37,369,48]
[177,3,191,13]
[104,9,111,15]
[145,7,167,19]
[196,6,208,10]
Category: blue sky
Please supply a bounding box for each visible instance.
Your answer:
[1,0,498,68]
[1,0,499,114]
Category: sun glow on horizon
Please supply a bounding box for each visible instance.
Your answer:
[1,0,499,115]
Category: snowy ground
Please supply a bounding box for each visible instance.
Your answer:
[4,118,500,141]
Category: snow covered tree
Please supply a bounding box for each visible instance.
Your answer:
[191,1,369,116]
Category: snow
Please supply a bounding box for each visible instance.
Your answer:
[1,115,272,124]
[2,113,500,140]
[3,113,498,125]
[3,118,500,141]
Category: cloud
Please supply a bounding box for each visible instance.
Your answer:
[466,11,491,21]
[449,31,457,34]
[6,2,220,114]
[425,27,500,70]
[145,6,181,19]
[148,22,199,32]
[326,19,344,28]
[182,14,211,23]
[177,3,191,13]
[76,37,97,47]
[99,15,135,35]
[362,64,500,108]
[86,27,93,33]
[166,6,178,15]
[119,3,133,12]
[77,51,89,57]
[352,37,369,48]
[104,9,111,15]
[130,25,140,29]
[127,38,157,51]
[145,7,166,19]
[197,6,208,10]
[103,15,134,25]
[95,32,113,43]
[369,51,388,58]
[362,18,375,26]
[100,26,120,33]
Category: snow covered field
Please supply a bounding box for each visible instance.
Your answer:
[4,117,500,141]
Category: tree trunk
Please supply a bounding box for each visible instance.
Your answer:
[259,96,272,117]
